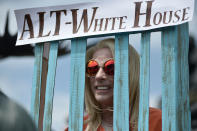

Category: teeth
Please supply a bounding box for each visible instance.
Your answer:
[97,86,109,90]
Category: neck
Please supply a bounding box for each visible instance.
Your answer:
[99,101,114,129]
[101,109,113,127]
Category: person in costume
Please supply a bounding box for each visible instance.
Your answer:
[66,38,161,131]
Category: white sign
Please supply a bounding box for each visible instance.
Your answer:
[14,0,194,46]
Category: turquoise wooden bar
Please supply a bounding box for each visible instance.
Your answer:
[31,23,191,131]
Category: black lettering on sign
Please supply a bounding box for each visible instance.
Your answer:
[132,0,154,28]
[94,18,104,32]
[111,17,117,30]
[163,11,173,24]
[19,14,34,40]
[50,10,67,36]
[182,7,190,21]
[153,12,162,25]
[104,18,111,31]
[71,7,98,34]
[37,12,51,38]
[173,10,181,23]
[119,16,127,29]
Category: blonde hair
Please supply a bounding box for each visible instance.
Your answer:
[84,38,139,131]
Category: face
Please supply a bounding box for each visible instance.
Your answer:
[89,48,114,107]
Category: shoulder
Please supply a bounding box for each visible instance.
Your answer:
[149,107,162,117]
[149,107,162,131]
[0,91,37,131]
[65,123,87,131]
[64,115,89,131]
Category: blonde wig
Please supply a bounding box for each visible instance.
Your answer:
[84,38,140,131]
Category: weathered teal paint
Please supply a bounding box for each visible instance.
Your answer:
[161,23,191,131]
[43,41,59,131]
[31,43,44,127]
[114,34,129,131]
[31,23,191,131]
[69,38,86,131]
[138,32,150,131]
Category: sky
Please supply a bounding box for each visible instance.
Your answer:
[0,0,196,130]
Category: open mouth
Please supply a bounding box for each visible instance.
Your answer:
[95,86,113,94]
[96,86,109,90]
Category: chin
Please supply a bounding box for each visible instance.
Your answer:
[95,95,113,105]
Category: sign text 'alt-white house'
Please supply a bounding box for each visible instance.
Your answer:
[14,0,195,45]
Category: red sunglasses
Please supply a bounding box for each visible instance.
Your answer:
[86,59,114,77]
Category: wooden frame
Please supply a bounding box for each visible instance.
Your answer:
[31,23,191,131]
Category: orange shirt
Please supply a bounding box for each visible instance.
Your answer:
[65,107,162,131]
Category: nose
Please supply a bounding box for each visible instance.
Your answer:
[95,67,107,80]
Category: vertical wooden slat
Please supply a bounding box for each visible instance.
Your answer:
[138,32,150,131]
[161,23,191,131]
[39,43,50,131]
[43,41,59,131]
[69,38,86,131]
[31,43,44,127]
[113,34,129,131]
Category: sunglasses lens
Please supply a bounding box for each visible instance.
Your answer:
[104,60,114,75]
[86,60,99,76]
